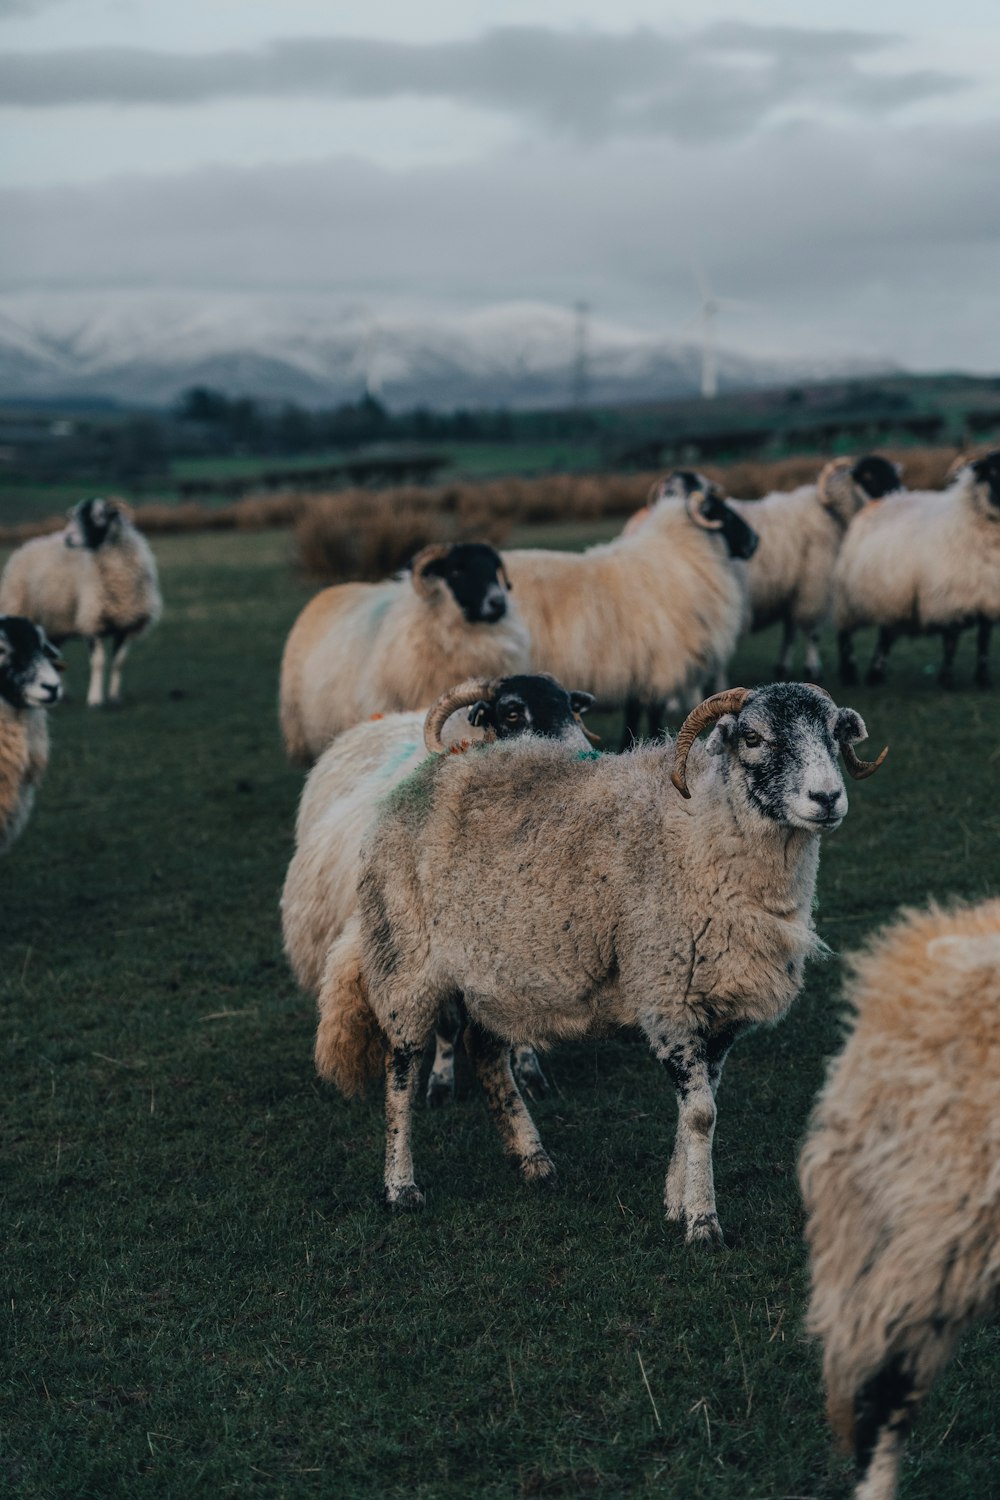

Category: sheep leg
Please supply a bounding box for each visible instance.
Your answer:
[464,1023,556,1185]
[426,996,463,1108]
[974,616,992,688]
[383,1043,425,1210]
[662,1024,744,1242]
[852,1354,920,1500]
[773,617,796,679]
[804,627,823,679]
[865,627,895,686]
[107,632,130,705]
[938,624,960,690]
[512,1044,550,1098]
[653,1032,723,1247]
[86,636,107,708]
[838,630,858,686]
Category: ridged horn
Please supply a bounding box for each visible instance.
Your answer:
[685,489,723,531]
[670,688,752,798]
[945,452,970,484]
[424,677,496,753]
[410,543,452,598]
[840,739,889,781]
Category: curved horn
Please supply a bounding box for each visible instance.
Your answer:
[945,452,970,484]
[840,739,889,781]
[686,489,723,531]
[816,457,853,507]
[670,687,752,798]
[423,677,496,753]
[410,543,451,598]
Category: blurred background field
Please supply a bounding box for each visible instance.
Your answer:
[2,525,997,1500]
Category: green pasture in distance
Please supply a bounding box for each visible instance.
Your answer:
[2,527,997,1499]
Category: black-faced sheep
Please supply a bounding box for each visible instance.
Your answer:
[833,450,1000,689]
[0,615,64,854]
[278,542,531,764]
[0,498,161,707]
[324,681,885,1238]
[799,898,1000,1500]
[284,674,594,1105]
[500,487,758,751]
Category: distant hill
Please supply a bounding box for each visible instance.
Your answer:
[0,291,897,410]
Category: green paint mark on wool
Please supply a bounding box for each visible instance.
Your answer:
[378,742,421,784]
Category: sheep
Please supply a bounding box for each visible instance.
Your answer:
[799,898,1000,1500]
[287,672,594,1104]
[321,680,886,1236]
[833,450,1000,689]
[499,486,758,751]
[0,498,161,708]
[278,542,532,764]
[0,615,64,854]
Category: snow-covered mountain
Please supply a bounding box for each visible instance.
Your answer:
[0,291,894,409]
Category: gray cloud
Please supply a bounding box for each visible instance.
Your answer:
[0,24,965,141]
[2,116,998,369]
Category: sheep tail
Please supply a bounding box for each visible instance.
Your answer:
[314,920,387,1096]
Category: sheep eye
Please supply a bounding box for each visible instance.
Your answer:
[505,709,523,722]
[742,730,763,748]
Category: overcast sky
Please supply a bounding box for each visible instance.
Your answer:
[2,0,1000,369]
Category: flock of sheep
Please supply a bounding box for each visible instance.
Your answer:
[2,452,999,1500]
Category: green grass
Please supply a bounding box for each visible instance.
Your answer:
[2,529,998,1499]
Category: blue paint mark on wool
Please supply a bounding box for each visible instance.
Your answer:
[379,742,421,782]
[576,749,601,761]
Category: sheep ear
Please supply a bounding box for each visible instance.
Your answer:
[835,707,867,745]
[570,691,595,715]
[468,701,491,728]
[705,714,738,756]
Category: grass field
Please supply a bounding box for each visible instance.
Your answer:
[2,529,998,1499]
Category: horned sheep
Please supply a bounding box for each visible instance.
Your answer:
[0,498,161,708]
[278,542,531,764]
[323,681,886,1239]
[0,615,64,855]
[500,487,758,750]
[286,673,594,1104]
[799,897,1000,1500]
[833,450,1000,689]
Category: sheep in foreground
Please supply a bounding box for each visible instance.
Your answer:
[799,898,1000,1500]
[325,681,886,1237]
[0,498,161,707]
[279,542,531,763]
[833,450,1000,688]
[0,615,64,854]
[500,486,758,750]
[286,673,594,1103]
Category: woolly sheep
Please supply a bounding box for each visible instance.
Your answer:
[322,681,886,1236]
[799,898,1000,1500]
[0,615,64,854]
[500,487,758,751]
[279,542,531,764]
[0,498,161,708]
[833,450,1000,689]
[287,673,594,1103]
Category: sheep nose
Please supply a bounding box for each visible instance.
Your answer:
[482,594,506,621]
[808,790,840,817]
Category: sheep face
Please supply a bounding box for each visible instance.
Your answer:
[413,542,511,624]
[0,616,64,709]
[696,492,759,561]
[64,497,122,551]
[970,449,1000,512]
[851,455,902,500]
[468,674,595,745]
[705,682,868,831]
[660,469,716,500]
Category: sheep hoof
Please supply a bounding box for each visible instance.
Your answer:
[519,1150,557,1187]
[514,1055,550,1099]
[425,1075,455,1108]
[384,1182,425,1211]
[864,665,886,687]
[664,1199,685,1225]
[685,1213,725,1249]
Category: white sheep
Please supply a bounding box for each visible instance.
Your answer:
[0,498,161,708]
[279,542,531,764]
[799,897,1000,1500]
[321,681,886,1237]
[0,615,64,854]
[833,450,1000,689]
[288,673,594,1105]
[500,487,758,750]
